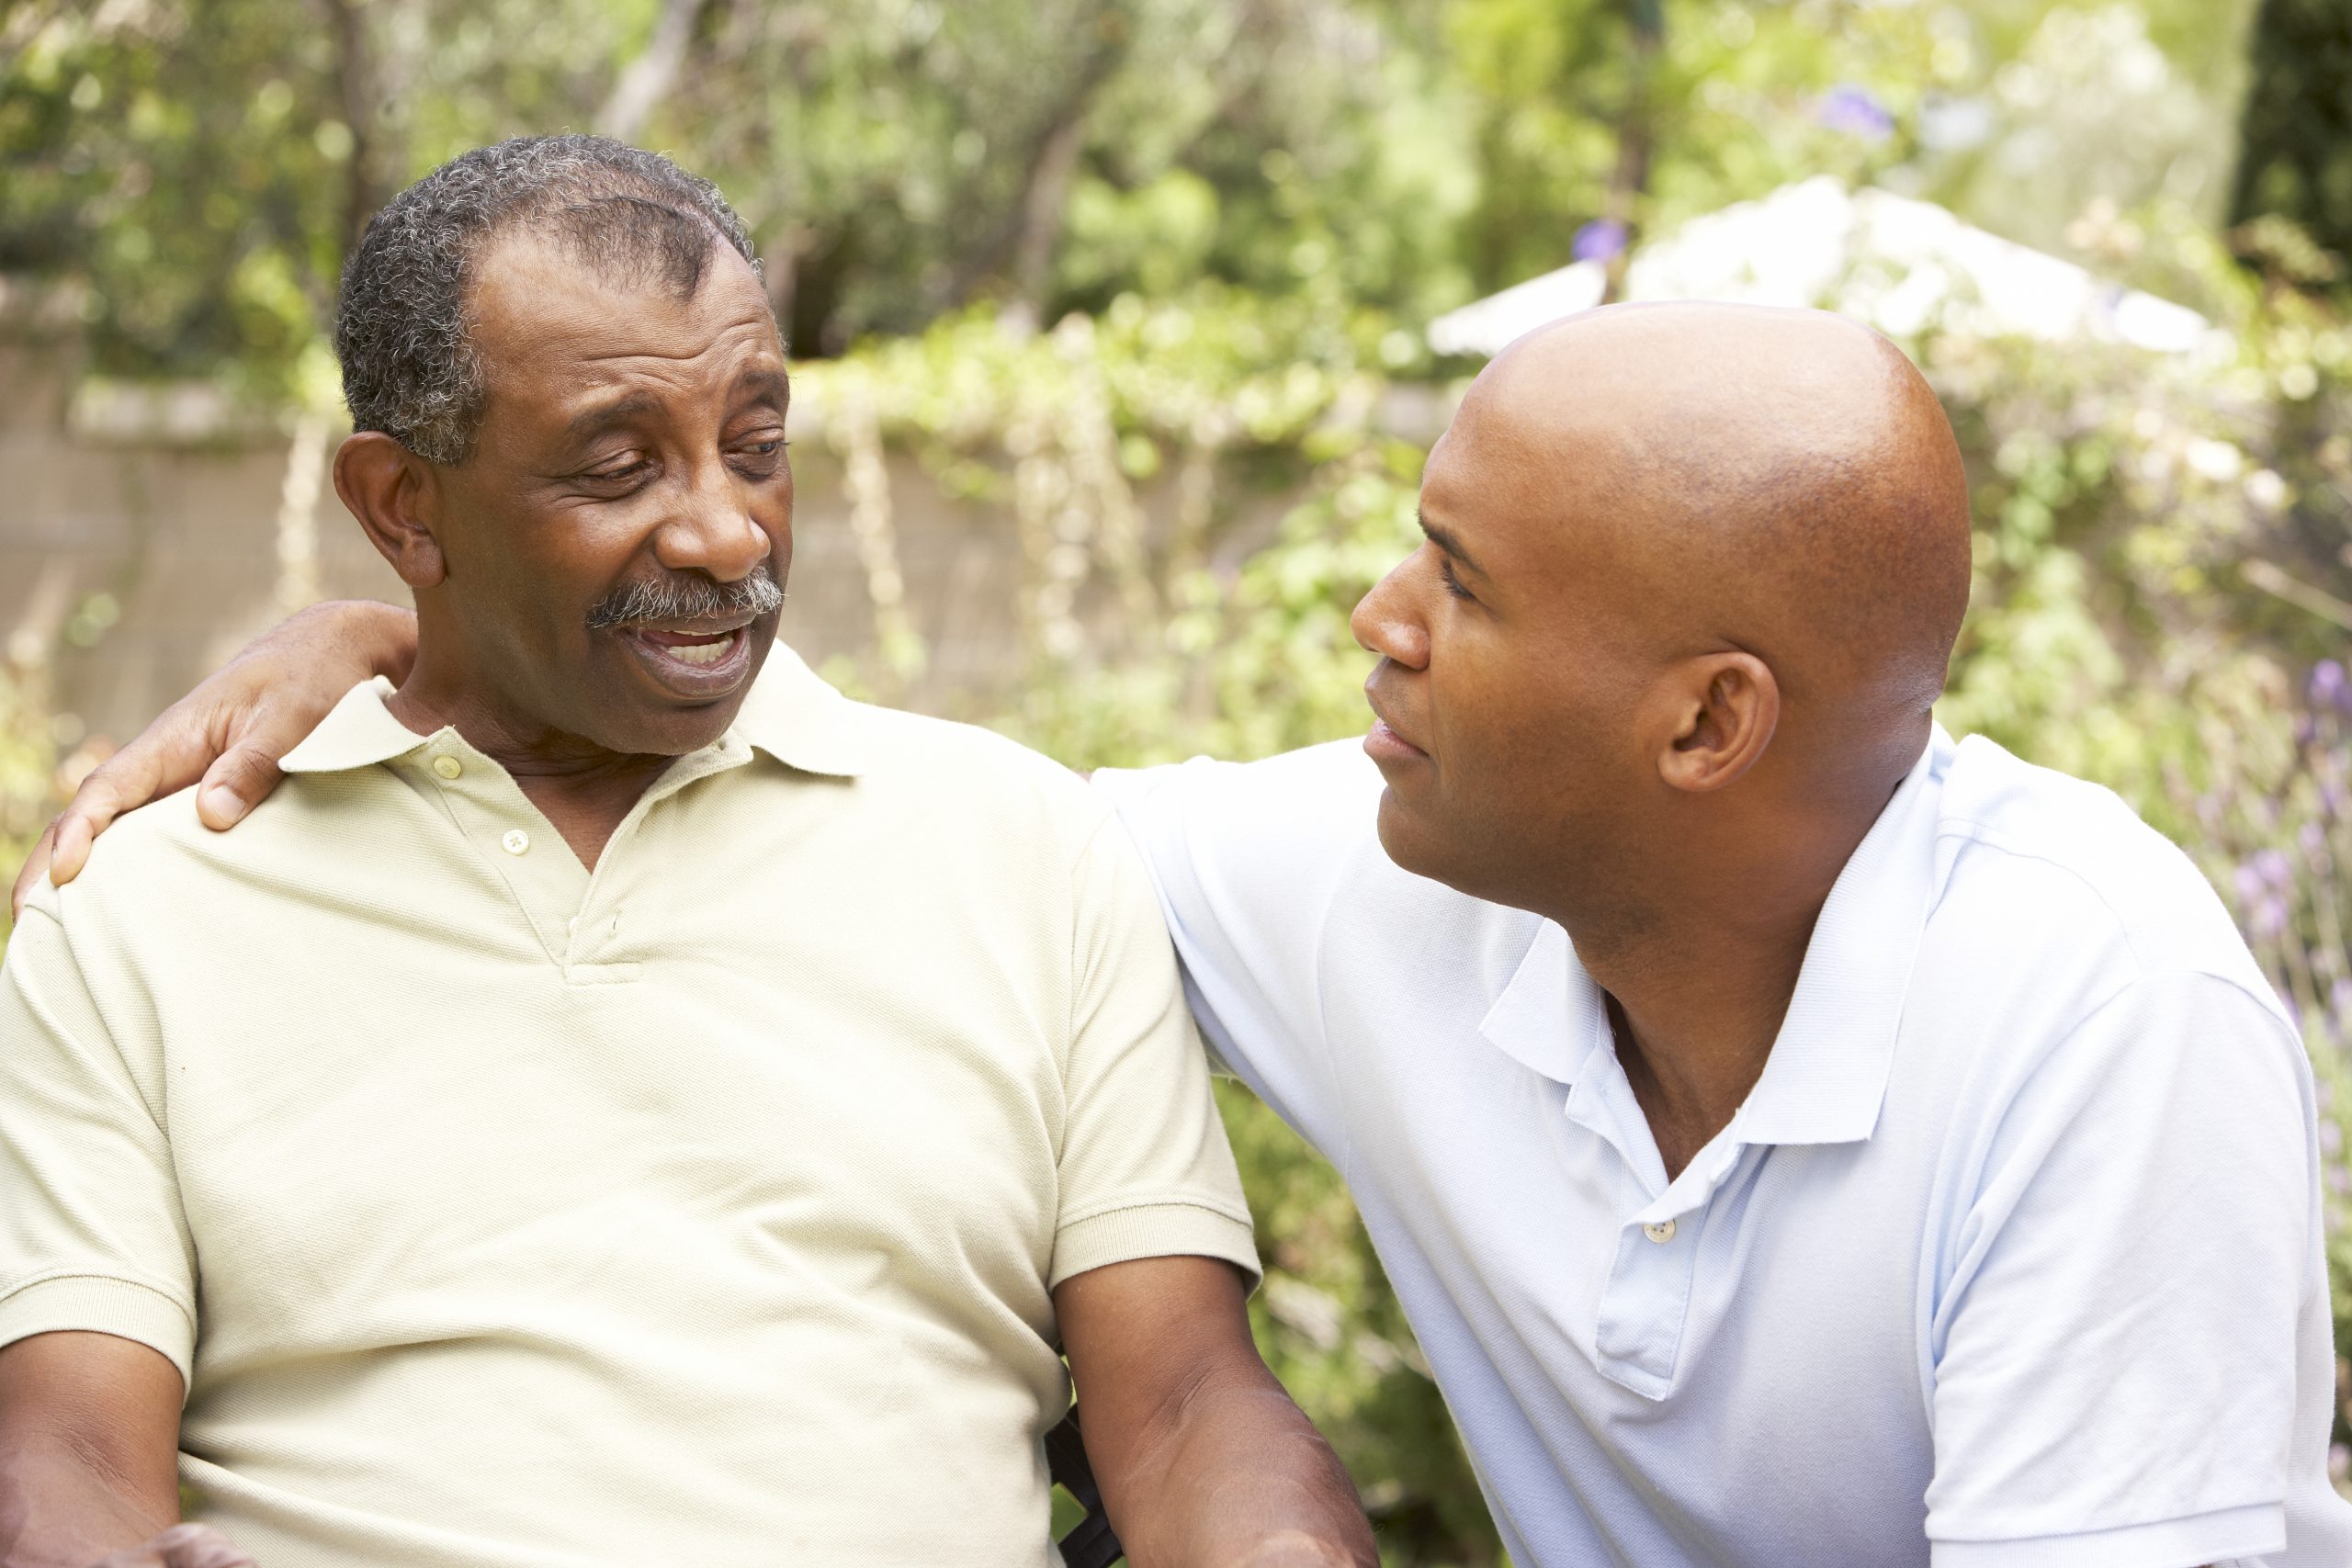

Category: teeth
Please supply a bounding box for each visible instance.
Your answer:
[659,632,734,667]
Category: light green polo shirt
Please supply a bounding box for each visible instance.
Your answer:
[0,646,1258,1567]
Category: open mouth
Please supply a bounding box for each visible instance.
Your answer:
[639,626,739,666]
[618,619,758,695]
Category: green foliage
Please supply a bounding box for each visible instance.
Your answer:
[2,0,2260,390]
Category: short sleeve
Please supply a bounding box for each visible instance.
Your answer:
[1924,968,2320,1567]
[1047,815,1261,1291]
[0,903,196,1386]
[1091,742,1381,1160]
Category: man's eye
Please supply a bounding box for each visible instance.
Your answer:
[730,437,788,471]
[583,457,651,483]
[1439,558,1477,602]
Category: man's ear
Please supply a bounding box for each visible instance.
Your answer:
[334,433,447,590]
[1655,651,1779,794]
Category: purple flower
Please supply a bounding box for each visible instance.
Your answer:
[1573,219,1628,265]
[2251,892,2290,938]
[1816,84,1894,143]
[2255,848,2295,890]
[2234,862,2268,907]
[2312,660,2347,708]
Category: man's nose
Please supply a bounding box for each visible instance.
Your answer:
[1351,558,1430,671]
[656,455,771,581]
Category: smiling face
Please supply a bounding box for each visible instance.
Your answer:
[401,229,792,758]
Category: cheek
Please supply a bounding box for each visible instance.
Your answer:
[1433,634,1606,799]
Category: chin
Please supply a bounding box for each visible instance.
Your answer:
[577,626,774,757]
[1374,788,1535,909]
[598,699,749,758]
[1374,789,1453,885]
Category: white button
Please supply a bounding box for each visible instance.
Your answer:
[431,756,462,780]
[1643,1218,1677,1245]
[502,829,531,855]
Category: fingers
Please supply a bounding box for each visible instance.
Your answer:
[10,818,60,922]
[94,1522,256,1567]
[40,740,171,889]
[197,744,284,831]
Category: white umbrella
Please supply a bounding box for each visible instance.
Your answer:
[1426,175,2215,359]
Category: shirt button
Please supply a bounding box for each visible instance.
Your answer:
[1643,1218,1678,1245]
[431,756,462,780]
[502,829,531,856]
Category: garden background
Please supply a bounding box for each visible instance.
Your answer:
[5,1,2352,1562]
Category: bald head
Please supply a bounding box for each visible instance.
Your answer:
[1457,302,1971,731]
[1351,301,1973,928]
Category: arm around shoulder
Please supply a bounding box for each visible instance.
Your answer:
[12,600,417,919]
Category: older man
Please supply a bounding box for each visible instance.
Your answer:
[23,298,2351,1563]
[0,138,1375,1568]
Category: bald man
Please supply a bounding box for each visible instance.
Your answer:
[18,304,2352,1567]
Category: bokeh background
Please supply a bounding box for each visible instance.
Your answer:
[5,1,2351,1560]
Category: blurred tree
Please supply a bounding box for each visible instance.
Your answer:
[2232,0,2352,278]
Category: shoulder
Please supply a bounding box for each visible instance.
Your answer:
[1926,734,2273,1010]
[794,699,1135,896]
[25,759,409,961]
[1091,739,1388,886]
[1896,738,2301,1165]
[1089,739,1532,984]
[35,784,215,927]
[839,701,1103,829]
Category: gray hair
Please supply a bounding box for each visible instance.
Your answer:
[334,135,760,465]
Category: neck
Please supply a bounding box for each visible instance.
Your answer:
[1558,730,1928,1179]
[1563,817,1875,1180]
[388,649,669,871]
[1586,902,1820,1180]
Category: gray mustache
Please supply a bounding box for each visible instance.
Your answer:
[586,564,785,630]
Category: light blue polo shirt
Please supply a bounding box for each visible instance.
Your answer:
[1097,729,2352,1567]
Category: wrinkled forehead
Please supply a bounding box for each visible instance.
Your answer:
[463,231,784,414]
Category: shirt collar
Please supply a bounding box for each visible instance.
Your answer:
[279,676,429,773]
[1731,726,1951,1146]
[1478,919,1611,1084]
[279,642,868,780]
[1475,726,1953,1147]
[726,642,868,778]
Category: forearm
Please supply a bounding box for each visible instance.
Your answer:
[0,1336,188,1568]
[1103,1365,1374,1568]
[0,1431,175,1568]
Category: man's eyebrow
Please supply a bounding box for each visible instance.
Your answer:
[1419,511,1489,579]
[564,393,659,440]
[733,367,789,409]
[560,368,787,442]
